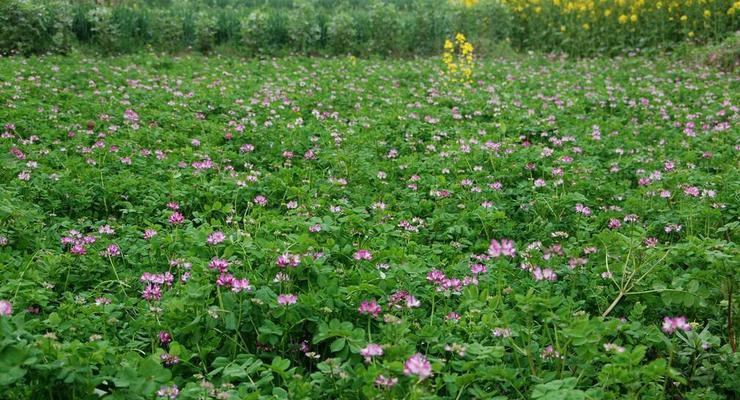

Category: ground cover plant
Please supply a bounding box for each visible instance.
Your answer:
[0,47,739,399]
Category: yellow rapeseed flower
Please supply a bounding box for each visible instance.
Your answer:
[630,14,637,22]
[703,10,711,17]
[618,14,628,23]
[582,23,590,30]
[688,31,695,37]
[604,9,612,17]
[680,15,688,21]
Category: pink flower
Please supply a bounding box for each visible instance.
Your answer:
[230,278,253,293]
[277,294,297,305]
[169,212,185,225]
[541,345,563,360]
[208,258,230,272]
[608,219,622,229]
[160,353,180,366]
[358,300,382,318]
[70,244,87,255]
[102,244,121,257]
[603,343,625,353]
[142,284,162,301]
[143,229,158,240]
[276,253,301,267]
[253,195,268,206]
[644,237,659,247]
[403,353,432,380]
[159,331,172,345]
[405,295,421,308]
[360,343,383,362]
[662,316,692,334]
[489,239,516,258]
[374,375,398,388]
[683,186,700,197]
[492,327,512,338]
[353,249,373,260]
[427,269,446,284]
[156,384,179,399]
[0,300,12,316]
[206,231,226,245]
[123,109,140,123]
[532,267,557,281]
[445,312,461,321]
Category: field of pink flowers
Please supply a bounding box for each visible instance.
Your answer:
[0,53,738,399]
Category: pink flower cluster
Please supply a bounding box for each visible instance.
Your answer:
[358,300,382,318]
[360,343,383,363]
[426,269,478,292]
[488,239,516,258]
[276,252,301,267]
[0,300,12,316]
[353,249,373,260]
[403,353,432,380]
[216,274,253,293]
[662,316,691,334]
[277,294,297,305]
[60,230,96,255]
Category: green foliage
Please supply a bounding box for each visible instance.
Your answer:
[0,51,738,398]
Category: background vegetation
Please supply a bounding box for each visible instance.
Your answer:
[1,0,738,57]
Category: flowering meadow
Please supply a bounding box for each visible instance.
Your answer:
[0,49,739,399]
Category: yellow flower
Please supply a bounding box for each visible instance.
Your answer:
[455,33,466,43]
[560,25,567,32]
[688,31,695,37]
[680,15,688,21]
[618,14,628,24]
[604,9,612,17]
[582,23,590,30]
[444,39,454,50]
[703,10,711,17]
[630,14,637,22]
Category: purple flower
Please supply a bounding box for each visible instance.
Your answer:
[206,231,226,245]
[360,343,383,363]
[156,384,179,399]
[123,109,139,123]
[208,257,230,272]
[253,195,268,206]
[142,284,162,301]
[353,249,373,261]
[403,353,432,380]
[276,253,301,268]
[160,353,180,367]
[102,244,121,257]
[358,300,382,318]
[662,316,692,334]
[277,294,297,305]
[374,375,398,388]
[159,331,172,346]
[532,267,557,281]
[0,300,12,316]
[489,239,516,258]
[168,212,185,225]
[70,244,87,255]
[427,269,446,284]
